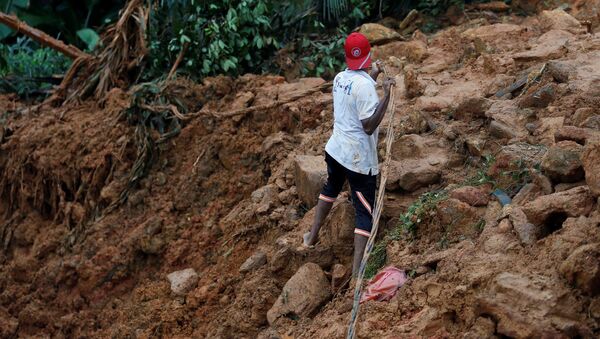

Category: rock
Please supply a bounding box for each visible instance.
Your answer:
[555,126,600,145]
[573,108,596,127]
[267,263,331,325]
[462,24,523,43]
[391,134,429,160]
[294,155,327,208]
[530,171,553,194]
[497,218,513,233]
[373,40,428,63]
[321,199,355,252]
[512,183,544,206]
[547,60,575,83]
[540,141,584,183]
[513,30,573,62]
[555,181,586,193]
[449,186,489,207]
[536,117,564,146]
[468,1,510,12]
[476,272,583,338]
[358,23,401,45]
[519,83,556,108]
[251,184,280,214]
[167,268,199,296]
[539,9,585,35]
[435,199,480,235]
[522,186,595,226]
[331,264,348,291]
[489,120,517,139]
[415,96,452,112]
[387,160,441,192]
[239,251,267,273]
[404,68,424,98]
[454,97,492,121]
[582,116,600,130]
[230,91,254,110]
[560,243,600,296]
[508,206,537,245]
[465,137,485,157]
[582,141,600,197]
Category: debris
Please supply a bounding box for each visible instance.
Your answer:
[357,23,403,45]
[360,267,407,303]
[491,189,511,206]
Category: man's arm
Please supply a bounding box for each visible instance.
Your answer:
[361,77,396,135]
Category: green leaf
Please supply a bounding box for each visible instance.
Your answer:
[76,28,99,51]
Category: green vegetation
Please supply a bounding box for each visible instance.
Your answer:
[0,37,71,97]
[365,190,448,278]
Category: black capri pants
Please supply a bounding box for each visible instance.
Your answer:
[319,152,377,238]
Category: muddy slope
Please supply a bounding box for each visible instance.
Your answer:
[2,2,600,338]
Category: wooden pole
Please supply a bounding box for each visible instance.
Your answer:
[0,11,88,60]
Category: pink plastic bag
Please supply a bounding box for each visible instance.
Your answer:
[360,266,407,303]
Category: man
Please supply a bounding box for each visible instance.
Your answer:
[303,32,395,276]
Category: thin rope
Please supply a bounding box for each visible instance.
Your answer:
[347,68,397,339]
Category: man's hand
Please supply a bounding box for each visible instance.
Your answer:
[383,76,396,94]
[369,60,383,81]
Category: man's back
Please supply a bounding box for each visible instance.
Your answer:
[325,69,380,176]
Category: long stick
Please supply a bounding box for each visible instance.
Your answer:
[0,11,87,59]
[347,70,397,339]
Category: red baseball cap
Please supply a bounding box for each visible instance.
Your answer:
[344,32,372,70]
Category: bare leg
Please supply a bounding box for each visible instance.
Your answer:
[304,199,334,246]
[352,234,368,276]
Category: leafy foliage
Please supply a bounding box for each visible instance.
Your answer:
[0,37,71,97]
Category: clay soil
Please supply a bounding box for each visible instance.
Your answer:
[2,2,600,338]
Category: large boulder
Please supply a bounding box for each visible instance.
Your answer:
[540,141,584,183]
[476,272,588,337]
[358,23,401,45]
[560,243,600,296]
[372,40,428,63]
[582,141,600,197]
[521,186,595,226]
[539,9,585,35]
[294,155,327,208]
[267,263,331,325]
[461,23,523,43]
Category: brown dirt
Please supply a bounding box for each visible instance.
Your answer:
[2,2,600,338]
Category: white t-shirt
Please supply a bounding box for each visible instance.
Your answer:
[325,69,379,175]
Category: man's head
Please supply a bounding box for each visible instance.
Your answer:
[344,32,372,71]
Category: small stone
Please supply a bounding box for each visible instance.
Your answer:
[489,120,516,139]
[525,123,537,133]
[519,84,556,109]
[167,268,199,296]
[497,218,513,233]
[454,97,492,121]
[331,264,348,291]
[154,172,167,186]
[449,186,489,207]
[239,251,267,273]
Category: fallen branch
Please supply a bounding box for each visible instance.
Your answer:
[0,11,88,59]
[167,42,189,80]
